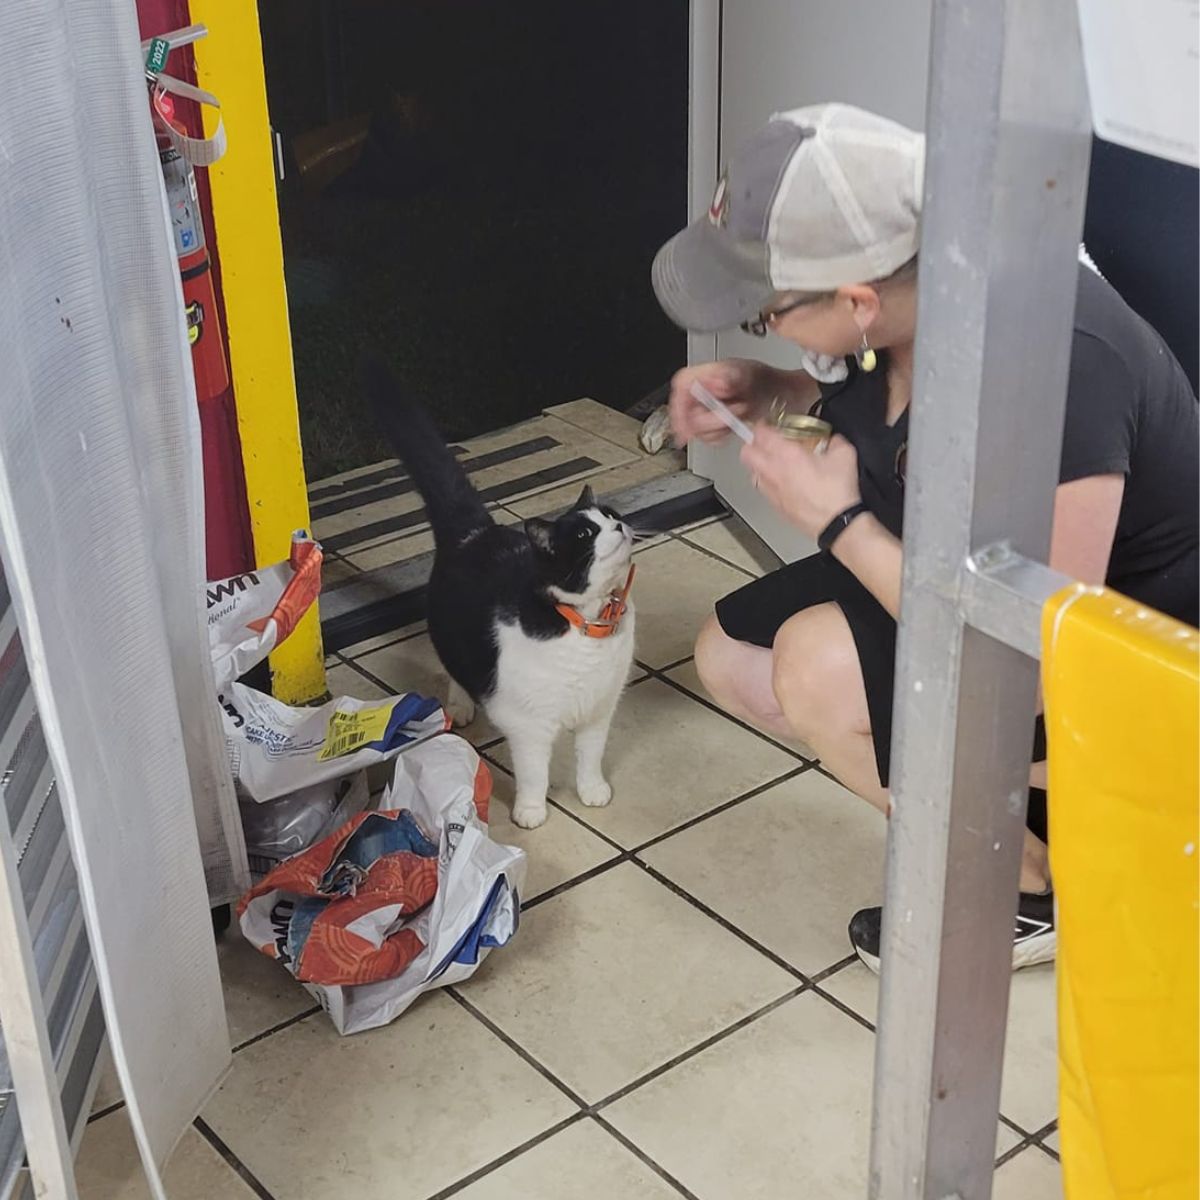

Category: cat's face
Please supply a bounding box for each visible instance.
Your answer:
[524,486,634,601]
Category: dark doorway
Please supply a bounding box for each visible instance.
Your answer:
[258,0,689,480]
[1084,137,1199,396]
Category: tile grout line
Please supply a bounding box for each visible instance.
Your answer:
[444,988,589,1109]
[333,653,418,699]
[483,763,888,1094]
[1029,1118,1060,1162]
[519,852,632,912]
[637,661,816,766]
[808,984,877,1035]
[666,514,728,538]
[478,751,627,856]
[337,623,429,662]
[482,760,866,1021]
[631,765,811,856]
[84,1004,327,1128]
[541,411,647,457]
[589,1114,704,1200]
[989,1114,1055,1171]
[589,985,808,1116]
[193,1116,280,1200]
[999,1112,1035,1140]
[674,527,785,583]
[631,859,812,986]
[333,498,517,571]
[654,652,696,674]
[230,1006,323,1054]
[421,1114,590,1200]
[86,1100,125,1126]
[669,531,761,582]
[482,747,809,902]
[518,760,806,913]
[994,1133,1039,1170]
[808,953,859,985]
[441,983,814,1200]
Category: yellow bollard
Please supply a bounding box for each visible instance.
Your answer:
[1043,588,1198,1200]
[190,5,326,704]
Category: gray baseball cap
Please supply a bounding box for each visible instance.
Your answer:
[652,103,925,332]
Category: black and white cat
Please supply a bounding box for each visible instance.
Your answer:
[365,357,636,829]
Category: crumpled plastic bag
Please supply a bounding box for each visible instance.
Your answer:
[208,532,322,690]
[239,771,371,878]
[219,680,447,803]
[238,734,526,1034]
[207,533,448,806]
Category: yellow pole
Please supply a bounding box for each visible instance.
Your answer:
[1044,589,1198,1200]
[190,7,326,703]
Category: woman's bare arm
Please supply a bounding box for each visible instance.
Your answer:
[831,474,1125,622]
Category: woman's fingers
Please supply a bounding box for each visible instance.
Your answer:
[740,423,797,479]
[667,362,755,446]
[740,429,863,538]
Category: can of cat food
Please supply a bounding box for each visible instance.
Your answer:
[768,398,833,444]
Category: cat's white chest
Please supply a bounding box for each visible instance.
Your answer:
[489,605,635,731]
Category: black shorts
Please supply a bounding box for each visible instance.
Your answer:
[715,544,1200,790]
[715,553,899,785]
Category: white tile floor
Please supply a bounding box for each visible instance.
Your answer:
[78,512,1063,1199]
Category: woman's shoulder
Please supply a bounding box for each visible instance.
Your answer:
[1071,264,1192,399]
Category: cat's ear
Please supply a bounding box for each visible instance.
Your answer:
[524,518,555,555]
[573,484,597,511]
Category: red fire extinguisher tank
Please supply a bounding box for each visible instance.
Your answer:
[137,0,257,582]
[155,93,231,401]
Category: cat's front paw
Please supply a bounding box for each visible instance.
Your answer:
[445,696,476,728]
[444,680,476,728]
[511,800,549,829]
[578,779,612,808]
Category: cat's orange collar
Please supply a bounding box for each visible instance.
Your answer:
[554,565,636,639]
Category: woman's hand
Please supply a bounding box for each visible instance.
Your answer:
[739,426,863,540]
[667,359,770,446]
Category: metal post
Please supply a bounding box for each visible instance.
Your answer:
[686,0,720,372]
[869,1,1092,1198]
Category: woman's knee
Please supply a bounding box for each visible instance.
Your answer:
[771,605,870,736]
[694,615,744,699]
[694,615,778,718]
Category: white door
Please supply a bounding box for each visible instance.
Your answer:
[0,1,241,1195]
[687,0,932,560]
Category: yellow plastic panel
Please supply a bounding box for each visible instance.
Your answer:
[1043,587,1198,1200]
[191,6,326,703]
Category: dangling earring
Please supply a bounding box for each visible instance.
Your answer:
[857,333,878,373]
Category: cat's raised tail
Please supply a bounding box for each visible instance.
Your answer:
[362,353,493,546]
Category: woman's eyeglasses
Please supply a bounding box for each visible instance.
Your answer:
[739,294,819,338]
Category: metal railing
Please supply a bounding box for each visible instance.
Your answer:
[0,579,103,1200]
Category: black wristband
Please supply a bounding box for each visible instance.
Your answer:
[817,502,870,553]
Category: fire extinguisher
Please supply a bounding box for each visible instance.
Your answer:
[142,36,257,583]
[152,86,231,402]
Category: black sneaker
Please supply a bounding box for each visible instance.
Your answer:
[848,890,1056,974]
